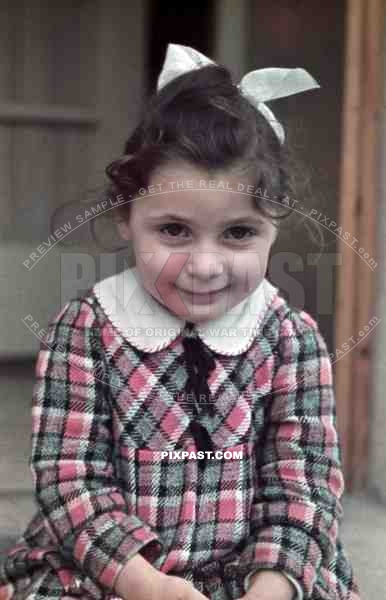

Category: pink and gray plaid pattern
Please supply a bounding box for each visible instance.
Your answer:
[0,289,361,599]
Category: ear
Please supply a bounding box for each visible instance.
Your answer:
[117,219,131,241]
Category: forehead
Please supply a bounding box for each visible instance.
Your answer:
[149,161,251,187]
[134,162,262,219]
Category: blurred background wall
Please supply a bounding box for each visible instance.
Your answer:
[0,0,148,511]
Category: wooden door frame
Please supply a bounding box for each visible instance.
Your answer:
[335,0,384,492]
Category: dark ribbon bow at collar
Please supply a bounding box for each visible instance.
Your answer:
[182,321,216,468]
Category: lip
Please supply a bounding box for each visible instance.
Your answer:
[177,285,230,302]
[179,285,229,295]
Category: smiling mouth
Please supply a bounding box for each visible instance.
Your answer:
[178,286,230,296]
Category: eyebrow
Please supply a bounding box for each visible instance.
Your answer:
[146,213,267,226]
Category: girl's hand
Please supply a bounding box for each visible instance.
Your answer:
[159,574,210,600]
[235,569,295,600]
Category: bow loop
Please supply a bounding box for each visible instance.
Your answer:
[238,67,320,103]
[156,43,215,92]
[156,43,320,145]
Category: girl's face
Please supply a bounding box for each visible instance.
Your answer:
[118,162,278,324]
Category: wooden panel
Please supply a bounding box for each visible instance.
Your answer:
[11,0,57,242]
[350,0,384,491]
[50,2,97,243]
[0,1,100,243]
[0,368,34,494]
[335,0,384,491]
[90,0,147,179]
[0,243,103,357]
[0,1,15,238]
[214,0,249,79]
[0,103,99,125]
[0,0,146,355]
[335,0,363,489]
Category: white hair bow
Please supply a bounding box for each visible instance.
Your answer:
[157,43,320,145]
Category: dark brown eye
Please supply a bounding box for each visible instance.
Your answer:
[159,223,189,238]
[225,226,257,241]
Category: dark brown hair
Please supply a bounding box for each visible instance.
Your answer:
[105,64,293,226]
[52,62,324,253]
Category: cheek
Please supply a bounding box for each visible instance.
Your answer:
[234,243,271,271]
[131,232,166,262]
[136,248,190,286]
[256,244,271,267]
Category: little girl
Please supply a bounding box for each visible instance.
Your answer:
[0,44,361,600]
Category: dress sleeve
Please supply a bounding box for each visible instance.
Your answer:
[244,569,303,599]
[29,298,164,599]
[237,311,344,599]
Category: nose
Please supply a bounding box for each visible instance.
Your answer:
[185,251,226,281]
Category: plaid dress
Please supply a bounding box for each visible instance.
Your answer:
[0,267,361,599]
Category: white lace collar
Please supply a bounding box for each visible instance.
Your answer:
[93,266,278,356]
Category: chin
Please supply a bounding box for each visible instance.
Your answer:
[184,305,226,322]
